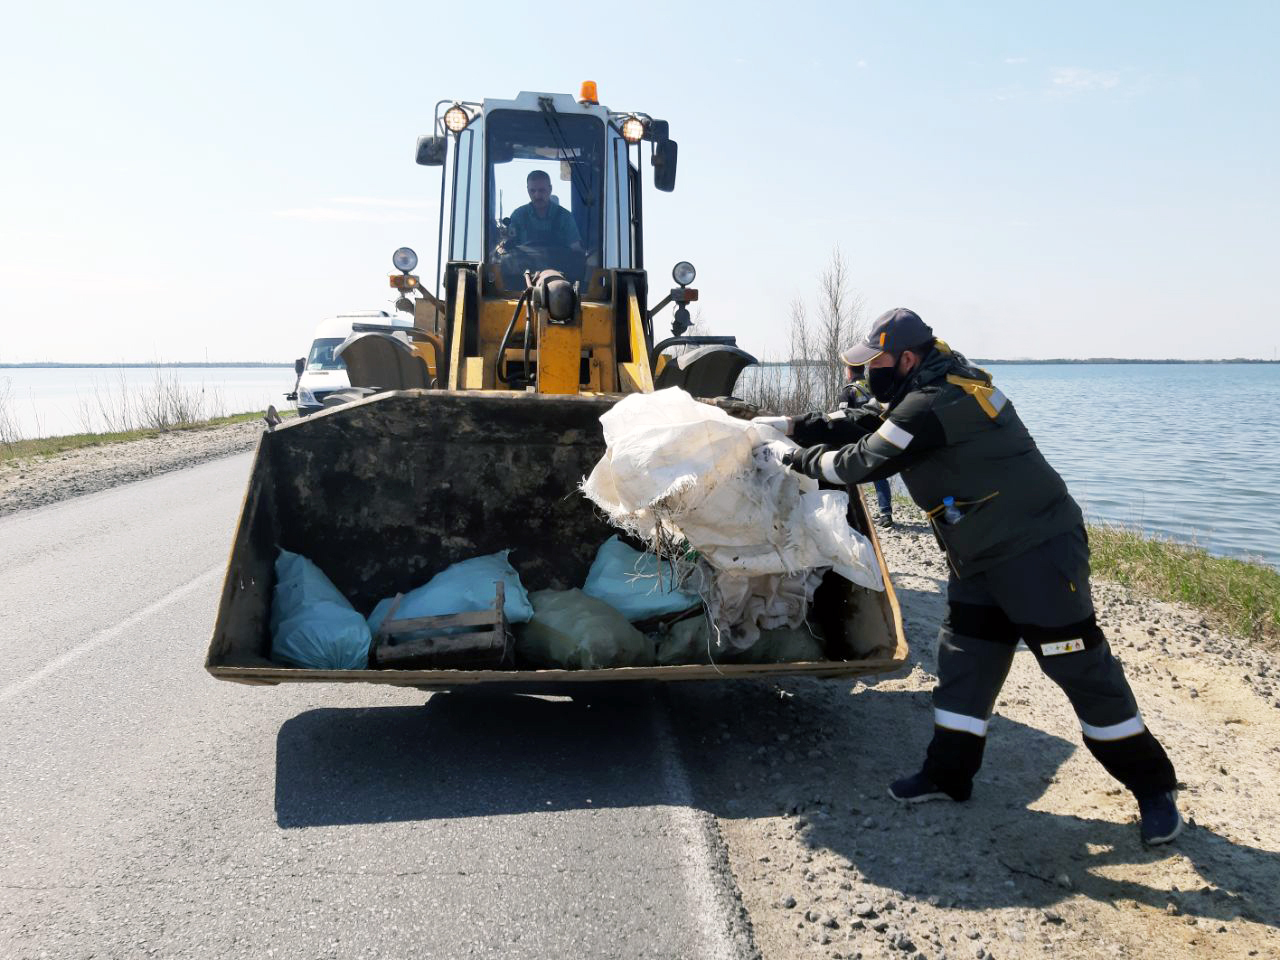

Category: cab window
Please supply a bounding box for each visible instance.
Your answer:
[485,109,603,290]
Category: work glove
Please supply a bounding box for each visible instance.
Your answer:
[755,440,793,466]
[781,445,830,480]
[750,415,793,436]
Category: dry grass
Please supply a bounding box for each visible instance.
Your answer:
[0,377,19,449]
[1087,522,1280,645]
[75,368,227,434]
[0,409,283,462]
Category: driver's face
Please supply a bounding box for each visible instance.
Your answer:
[527,177,552,212]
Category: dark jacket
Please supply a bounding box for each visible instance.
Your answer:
[838,379,876,411]
[790,343,1082,577]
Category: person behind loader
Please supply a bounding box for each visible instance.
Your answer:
[504,169,583,252]
[756,307,1182,845]
[841,362,894,529]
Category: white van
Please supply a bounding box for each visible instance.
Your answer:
[292,311,411,416]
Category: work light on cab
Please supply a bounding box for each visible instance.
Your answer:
[672,261,696,287]
[443,104,470,133]
[392,247,418,273]
[621,116,645,144]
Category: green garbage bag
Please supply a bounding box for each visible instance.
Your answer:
[517,589,654,669]
[655,615,826,665]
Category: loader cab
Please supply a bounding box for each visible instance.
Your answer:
[413,87,754,398]
[443,93,635,296]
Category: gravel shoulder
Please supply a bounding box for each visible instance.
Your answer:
[6,421,1276,958]
[674,508,1280,960]
[0,420,265,516]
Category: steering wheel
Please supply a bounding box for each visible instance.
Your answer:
[498,242,586,284]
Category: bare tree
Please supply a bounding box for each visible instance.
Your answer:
[740,246,867,415]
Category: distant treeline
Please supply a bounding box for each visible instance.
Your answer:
[0,362,292,368]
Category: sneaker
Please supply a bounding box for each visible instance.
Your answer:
[888,772,954,804]
[876,513,895,529]
[1137,791,1184,845]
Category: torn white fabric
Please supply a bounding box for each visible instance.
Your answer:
[581,388,884,645]
[701,563,827,651]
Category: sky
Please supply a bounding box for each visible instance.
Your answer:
[1,0,1276,363]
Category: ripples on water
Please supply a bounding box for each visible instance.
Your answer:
[740,362,1279,568]
[988,364,1279,568]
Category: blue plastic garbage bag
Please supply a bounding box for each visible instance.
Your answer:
[582,536,700,622]
[270,549,371,669]
[367,549,535,636]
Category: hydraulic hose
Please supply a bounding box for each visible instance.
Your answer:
[495,288,530,385]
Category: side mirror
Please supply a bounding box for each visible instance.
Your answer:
[294,357,305,376]
[415,135,448,166]
[653,139,678,193]
[644,119,670,143]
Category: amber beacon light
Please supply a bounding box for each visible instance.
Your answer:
[578,80,599,104]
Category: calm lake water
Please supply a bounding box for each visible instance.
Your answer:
[743,363,1279,569]
[985,364,1279,569]
[0,366,294,440]
[3,363,1277,567]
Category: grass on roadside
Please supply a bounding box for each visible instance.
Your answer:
[0,409,290,463]
[1087,523,1279,645]
[883,492,1278,645]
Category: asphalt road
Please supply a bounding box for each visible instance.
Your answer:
[0,454,756,959]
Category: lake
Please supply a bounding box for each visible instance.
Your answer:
[0,366,294,440]
[3,363,1277,568]
[984,363,1278,569]
[743,362,1279,569]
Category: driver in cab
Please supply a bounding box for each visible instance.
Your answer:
[504,169,583,253]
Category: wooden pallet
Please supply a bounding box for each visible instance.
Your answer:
[370,581,511,669]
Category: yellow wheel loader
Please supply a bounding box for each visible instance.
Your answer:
[206,85,906,688]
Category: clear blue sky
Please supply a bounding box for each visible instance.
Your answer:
[2,1,1275,362]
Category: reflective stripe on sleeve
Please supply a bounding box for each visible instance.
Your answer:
[1080,715,1146,741]
[989,388,1008,414]
[875,419,914,450]
[828,409,849,420]
[934,708,989,737]
[819,451,843,484]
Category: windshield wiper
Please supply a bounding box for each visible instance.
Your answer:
[538,97,595,207]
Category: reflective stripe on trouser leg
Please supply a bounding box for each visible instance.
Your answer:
[1030,635,1177,795]
[923,609,1018,799]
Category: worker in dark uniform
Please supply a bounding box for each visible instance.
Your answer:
[758,307,1182,845]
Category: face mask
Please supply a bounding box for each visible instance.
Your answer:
[867,365,899,402]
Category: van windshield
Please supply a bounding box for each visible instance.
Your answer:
[307,338,346,371]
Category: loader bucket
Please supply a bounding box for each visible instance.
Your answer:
[206,389,907,687]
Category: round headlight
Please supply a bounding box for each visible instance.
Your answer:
[620,116,645,144]
[392,247,418,273]
[672,261,696,286]
[443,105,470,134]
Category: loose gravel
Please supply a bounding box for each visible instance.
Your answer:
[672,505,1279,960]
[0,421,265,516]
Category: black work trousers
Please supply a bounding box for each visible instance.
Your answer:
[922,526,1176,800]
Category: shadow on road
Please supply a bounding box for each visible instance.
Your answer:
[275,689,668,828]
[274,676,1276,930]
[668,679,1277,930]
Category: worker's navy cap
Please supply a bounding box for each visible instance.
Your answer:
[840,308,934,365]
